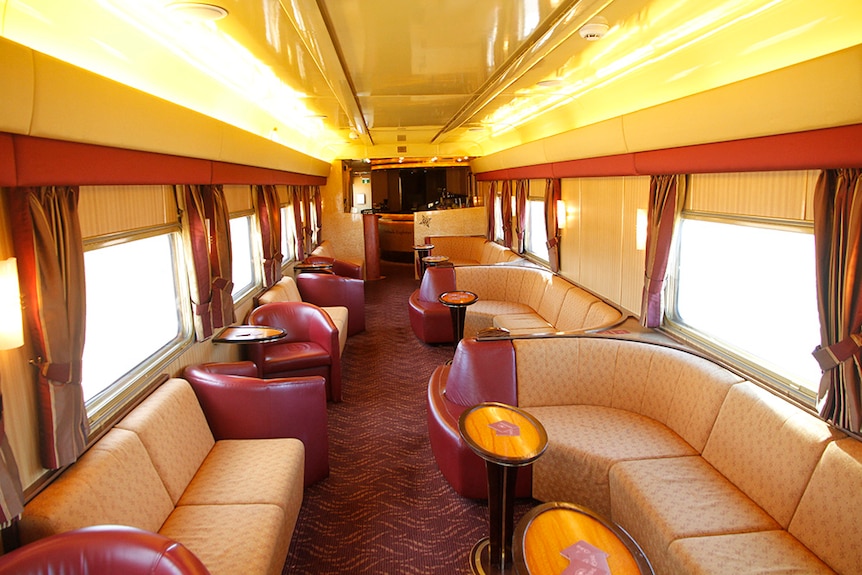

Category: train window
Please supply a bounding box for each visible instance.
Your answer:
[667,217,820,400]
[230,215,257,299]
[281,205,296,263]
[82,231,191,416]
[493,192,503,242]
[524,198,549,262]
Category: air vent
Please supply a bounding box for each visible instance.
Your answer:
[397,146,407,154]
[397,134,407,142]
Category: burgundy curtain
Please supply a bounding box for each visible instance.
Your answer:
[544,179,562,272]
[486,181,497,241]
[202,185,234,330]
[515,179,528,253]
[8,186,89,468]
[501,180,513,248]
[257,184,283,287]
[183,185,214,339]
[812,169,862,432]
[312,185,322,247]
[291,186,306,261]
[640,174,687,328]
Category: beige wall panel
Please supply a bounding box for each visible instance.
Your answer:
[223,185,254,215]
[558,179,582,285]
[620,178,650,315]
[0,38,35,134]
[79,185,175,239]
[688,171,818,222]
[319,163,365,266]
[540,118,629,164]
[415,207,486,244]
[623,46,862,153]
[578,178,624,303]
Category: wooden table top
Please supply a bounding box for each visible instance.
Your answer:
[213,325,286,343]
[439,290,479,307]
[458,402,547,466]
[514,502,653,575]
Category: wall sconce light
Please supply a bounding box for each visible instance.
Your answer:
[556,200,566,230]
[0,258,24,350]
[636,208,648,251]
[356,193,366,205]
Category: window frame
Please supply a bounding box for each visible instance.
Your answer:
[228,211,259,302]
[82,225,194,435]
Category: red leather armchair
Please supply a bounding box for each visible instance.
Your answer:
[408,265,457,343]
[426,337,532,499]
[0,525,209,575]
[304,254,363,279]
[247,301,343,402]
[183,361,330,485]
[296,272,365,335]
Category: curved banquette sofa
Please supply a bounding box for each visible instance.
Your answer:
[409,263,624,343]
[423,235,525,266]
[17,370,328,575]
[428,335,862,575]
[305,239,364,279]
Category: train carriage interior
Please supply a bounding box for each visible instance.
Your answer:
[0,0,861,573]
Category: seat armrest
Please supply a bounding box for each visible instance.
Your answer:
[183,364,330,485]
[0,525,209,574]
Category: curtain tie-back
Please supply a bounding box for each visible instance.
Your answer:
[195,302,211,315]
[212,277,232,291]
[813,333,862,371]
[32,359,83,385]
[546,237,558,250]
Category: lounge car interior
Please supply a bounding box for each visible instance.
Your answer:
[0,1,861,574]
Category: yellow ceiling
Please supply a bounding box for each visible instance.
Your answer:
[1,0,861,163]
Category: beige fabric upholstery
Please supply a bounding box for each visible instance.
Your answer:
[610,456,781,575]
[789,438,862,575]
[19,378,304,575]
[427,235,523,265]
[702,382,840,527]
[667,530,835,575]
[257,276,348,354]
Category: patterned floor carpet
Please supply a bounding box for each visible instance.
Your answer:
[283,261,535,574]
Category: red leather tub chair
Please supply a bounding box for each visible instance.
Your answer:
[0,525,209,574]
[426,337,532,499]
[408,266,457,344]
[247,301,343,402]
[296,272,366,335]
[183,361,330,485]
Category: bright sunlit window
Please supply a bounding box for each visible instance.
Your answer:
[281,205,295,263]
[494,192,503,242]
[669,218,821,398]
[82,233,186,403]
[230,215,256,298]
[525,198,549,262]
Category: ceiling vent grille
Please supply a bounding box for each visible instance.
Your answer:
[397,145,407,154]
[397,134,407,142]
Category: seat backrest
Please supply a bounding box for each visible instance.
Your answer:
[258,277,302,305]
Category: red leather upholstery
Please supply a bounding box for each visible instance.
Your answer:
[183,361,330,485]
[247,302,343,402]
[304,255,363,279]
[0,525,209,575]
[426,338,532,499]
[296,272,366,335]
[408,266,457,343]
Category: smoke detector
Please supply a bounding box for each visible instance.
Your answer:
[579,17,609,41]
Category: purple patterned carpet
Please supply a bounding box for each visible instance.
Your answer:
[283,261,535,574]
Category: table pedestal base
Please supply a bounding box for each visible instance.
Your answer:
[469,537,517,575]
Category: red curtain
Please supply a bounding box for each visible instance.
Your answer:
[257,185,283,287]
[486,182,497,241]
[8,186,89,468]
[291,186,306,261]
[515,179,528,253]
[812,169,862,432]
[640,175,687,328]
[312,185,322,247]
[544,179,562,272]
[501,180,513,248]
[183,185,234,340]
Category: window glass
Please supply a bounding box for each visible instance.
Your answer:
[494,192,503,242]
[669,218,820,397]
[82,233,184,403]
[230,215,255,298]
[281,205,295,263]
[525,198,549,261]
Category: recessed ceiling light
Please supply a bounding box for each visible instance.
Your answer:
[164,2,229,22]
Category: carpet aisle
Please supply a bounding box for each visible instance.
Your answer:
[283,261,534,574]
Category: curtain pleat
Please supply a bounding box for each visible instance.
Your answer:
[812,169,862,432]
[8,186,89,469]
[203,185,234,329]
[640,174,687,328]
[291,186,306,260]
[183,185,214,340]
[486,182,497,241]
[544,179,562,272]
[501,180,513,248]
[515,180,528,253]
[0,397,23,527]
[257,185,283,287]
[312,185,322,247]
